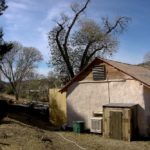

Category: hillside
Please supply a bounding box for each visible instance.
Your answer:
[138,61,150,69]
[0,117,150,150]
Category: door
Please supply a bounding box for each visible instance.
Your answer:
[110,111,123,140]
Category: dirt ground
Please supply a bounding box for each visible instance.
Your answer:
[0,118,149,150]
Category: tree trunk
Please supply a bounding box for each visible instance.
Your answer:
[65,58,74,78]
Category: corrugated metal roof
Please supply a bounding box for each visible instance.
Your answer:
[60,57,150,92]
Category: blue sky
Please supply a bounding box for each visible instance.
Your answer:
[0,0,150,76]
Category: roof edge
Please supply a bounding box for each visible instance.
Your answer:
[60,57,150,93]
[59,57,101,93]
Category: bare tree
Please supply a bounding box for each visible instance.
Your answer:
[0,42,43,100]
[48,0,130,81]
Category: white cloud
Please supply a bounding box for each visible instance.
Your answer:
[3,1,28,20]
[3,0,38,22]
[37,27,48,42]
[2,0,75,72]
[34,3,71,62]
[46,3,69,21]
[35,2,72,57]
[8,1,28,10]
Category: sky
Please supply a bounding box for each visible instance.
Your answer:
[0,0,150,76]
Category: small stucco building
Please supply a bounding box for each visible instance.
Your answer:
[60,57,150,137]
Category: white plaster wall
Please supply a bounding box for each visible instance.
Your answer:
[67,81,109,128]
[108,80,146,136]
[67,79,150,136]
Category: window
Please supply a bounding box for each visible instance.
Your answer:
[92,65,106,80]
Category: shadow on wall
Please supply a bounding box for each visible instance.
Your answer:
[66,82,78,97]
[143,86,150,136]
[66,83,86,127]
[67,101,86,128]
[50,95,85,127]
[137,105,145,137]
[50,96,67,127]
[49,85,86,128]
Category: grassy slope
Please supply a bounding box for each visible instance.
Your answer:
[0,118,150,150]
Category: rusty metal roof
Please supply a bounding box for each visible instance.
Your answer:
[60,57,150,92]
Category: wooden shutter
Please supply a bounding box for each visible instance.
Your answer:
[92,65,106,80]
[110,111,123,140]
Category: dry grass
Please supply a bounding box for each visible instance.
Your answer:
[62,132,150,150]
[0,118,150,150]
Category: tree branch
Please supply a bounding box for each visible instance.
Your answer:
[55,25,65,57]
[105,17,129,35]
[0,64,16,94]
[88,45,105,60]
[79,41,93,70]
[5,57,16,86]
[55,24,74,78]
[59,0,91,77]
[64,0,90,51]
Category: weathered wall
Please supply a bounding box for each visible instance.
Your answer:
[67,79,150,136]
[49,88,67,125]
[66,61,150,136]
[108,80,145,136]
[67,81,109,128]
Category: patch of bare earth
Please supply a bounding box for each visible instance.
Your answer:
[0,118,150,150]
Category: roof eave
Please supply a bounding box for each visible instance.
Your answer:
[60,57,150,92]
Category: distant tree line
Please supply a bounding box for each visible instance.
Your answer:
[0,42,43,100]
